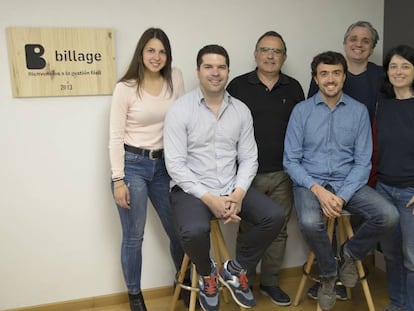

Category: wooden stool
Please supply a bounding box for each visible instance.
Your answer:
[293,211,375,311]
[170,219,246,311]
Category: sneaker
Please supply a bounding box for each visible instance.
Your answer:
[383,304,406,311]
[335,284,348,301]
[259,285,291,306]
[308,282,348,301]
[219,260,256,308]
[338,245,358,288]
[317,276,336,311]
[198,263,220,311]
[307,282,319,300]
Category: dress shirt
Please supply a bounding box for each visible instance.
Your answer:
[308,62,384,122]
[164,87,258,199]
[283,92,372,202]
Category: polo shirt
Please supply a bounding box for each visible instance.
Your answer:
[227,70,304,173]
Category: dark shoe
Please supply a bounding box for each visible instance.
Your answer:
[180,278,201,309]
[339,245,358,288]
[259,285,291,306]
[383,304,406,311]
[308,282,348,301]
[317,276,336,311]
[307,282,319,300]
[198,262,220,311]
[335,284,348,301]
[128,292,147,311]
[219,260,256,308]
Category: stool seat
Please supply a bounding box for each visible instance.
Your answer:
[293,212,375,311]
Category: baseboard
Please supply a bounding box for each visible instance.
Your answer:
[4,287,170,311]
[5,292,128,311]
[5,256,375,311]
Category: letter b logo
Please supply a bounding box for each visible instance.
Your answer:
[25,44,46,69]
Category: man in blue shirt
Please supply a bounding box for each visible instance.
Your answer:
[164,44,284,311]
[283,51,398,311]
[305,20,385,302]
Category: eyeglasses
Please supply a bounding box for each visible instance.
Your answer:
[258,47,285,55]
[388,64,413,72]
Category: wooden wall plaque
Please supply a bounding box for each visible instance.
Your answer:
[6,27,116,97]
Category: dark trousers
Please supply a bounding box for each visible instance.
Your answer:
[169,186,284,276]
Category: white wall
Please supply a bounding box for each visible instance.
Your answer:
[0,0,384,309]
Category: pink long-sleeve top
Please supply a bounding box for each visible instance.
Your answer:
[109,67,185,180]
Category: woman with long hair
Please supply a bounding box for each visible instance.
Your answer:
[109,28,184,311]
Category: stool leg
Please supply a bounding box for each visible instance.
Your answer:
[211,221,230,260]
[294,217,335,307]
[293,251,315,306]
[211,220,246,311]
[337,216,346,246]
[326,217,335,243]
[315,218,336,311]
[342,216,375,311]
[210,220,230,303]
[189,263,198,311]
[337,217,352,299]
[357,260,376,311]
[170,254,190,311]
[211,223,225,268]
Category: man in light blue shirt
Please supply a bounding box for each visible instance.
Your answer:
[164,45,284,311]
[283,51,398,311]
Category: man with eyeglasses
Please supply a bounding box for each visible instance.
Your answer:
[227,31,304,306]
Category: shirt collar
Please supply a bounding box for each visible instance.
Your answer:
[196,87,233,106]
[247,69,289,87]
[314,91,346,106]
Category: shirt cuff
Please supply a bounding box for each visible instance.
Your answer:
[188,184,208,199]
[304,176,317,190]
[337,190,352,204]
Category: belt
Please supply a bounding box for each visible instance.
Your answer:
[124,144,164,160]
[171,185,183,193]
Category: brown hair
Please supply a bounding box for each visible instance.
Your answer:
[119,28,173,95]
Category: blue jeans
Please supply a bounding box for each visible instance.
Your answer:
[293,184,398,278]
[377,182,414,311]
[114,151,184,294]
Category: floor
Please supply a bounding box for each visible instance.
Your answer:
[79,268,390,311]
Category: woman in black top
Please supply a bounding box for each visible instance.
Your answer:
[376,44,414,311]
